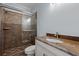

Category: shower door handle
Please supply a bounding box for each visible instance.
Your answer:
[3,28,10,30]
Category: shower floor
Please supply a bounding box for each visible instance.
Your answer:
[3,44,32,56]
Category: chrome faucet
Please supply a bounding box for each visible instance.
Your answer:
[55,32,59,39]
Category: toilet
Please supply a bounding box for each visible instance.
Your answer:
[25,45,35,56]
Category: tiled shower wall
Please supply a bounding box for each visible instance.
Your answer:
[0,7,4,55]
[3,23,22,49]
[3,10,37,50]
[22,31,36,45]
[22,13,37,45]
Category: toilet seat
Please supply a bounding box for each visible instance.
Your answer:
[25,45,35,55]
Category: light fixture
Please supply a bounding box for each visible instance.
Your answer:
[49,3,56,10]
[27,18,31,23]
[50,3,53,6]
[50,3,56,7]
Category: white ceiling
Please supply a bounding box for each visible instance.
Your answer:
[2,3,37,14]
[18,3,38,9]
[2,3,49,15]
[18,3,39,11]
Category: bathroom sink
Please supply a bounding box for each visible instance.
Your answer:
[46,38,63,43]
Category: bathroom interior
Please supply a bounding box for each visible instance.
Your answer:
[0,3,79,56]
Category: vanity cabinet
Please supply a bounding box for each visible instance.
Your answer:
[35,40,71,56]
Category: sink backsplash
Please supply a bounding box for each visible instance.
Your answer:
[46,33,79,42]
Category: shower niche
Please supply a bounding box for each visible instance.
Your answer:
[22,13,37,45]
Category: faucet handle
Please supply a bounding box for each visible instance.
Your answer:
[56,32,58,35]
[56,32,59,39]
[54,32,58,36]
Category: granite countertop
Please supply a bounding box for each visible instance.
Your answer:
[36,36,79,56]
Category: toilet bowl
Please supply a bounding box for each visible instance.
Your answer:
[25,45,35,56]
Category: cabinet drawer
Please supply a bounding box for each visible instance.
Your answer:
[36,43,56,56]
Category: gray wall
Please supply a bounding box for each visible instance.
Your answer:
[37,3,79,36]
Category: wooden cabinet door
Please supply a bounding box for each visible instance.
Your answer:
[35,40,56,56]
[3,10,22,49]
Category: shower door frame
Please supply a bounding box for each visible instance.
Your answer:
[0,7,5,55]
[0,7,23,55]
